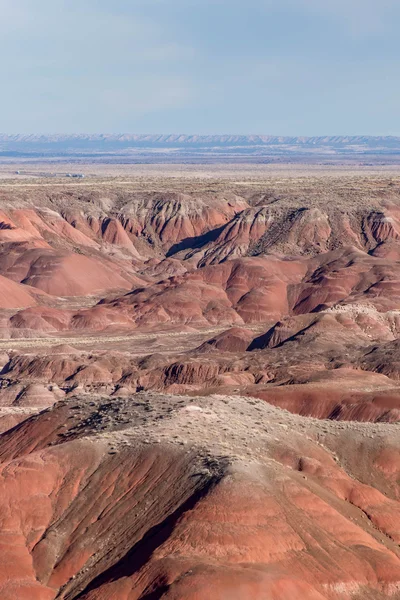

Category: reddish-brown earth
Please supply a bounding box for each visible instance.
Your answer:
[0,173,400,598]
[0,177,399,418]
[0,393,400,600]
[0,176,400,417]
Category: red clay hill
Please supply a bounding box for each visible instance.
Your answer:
[1,392,400,600]
[0,174,399,598]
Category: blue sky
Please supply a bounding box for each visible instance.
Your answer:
[1,0,400,135]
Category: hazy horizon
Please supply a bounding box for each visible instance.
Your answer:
[1,133,400,139]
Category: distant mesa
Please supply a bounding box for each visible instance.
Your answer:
[2,133,400,160]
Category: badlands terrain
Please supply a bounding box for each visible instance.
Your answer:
[0,167,400,598]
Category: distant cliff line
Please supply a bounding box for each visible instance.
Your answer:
[1,134,400,148]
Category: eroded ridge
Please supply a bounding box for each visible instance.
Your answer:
[0,392,399,599]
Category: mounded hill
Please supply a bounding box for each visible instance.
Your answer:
[0,176,399,599]
[0,393,400,599]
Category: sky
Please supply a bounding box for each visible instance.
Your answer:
[1,0,400,135]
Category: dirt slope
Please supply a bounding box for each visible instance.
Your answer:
[0,175,400,598]
[0,392,399,599]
